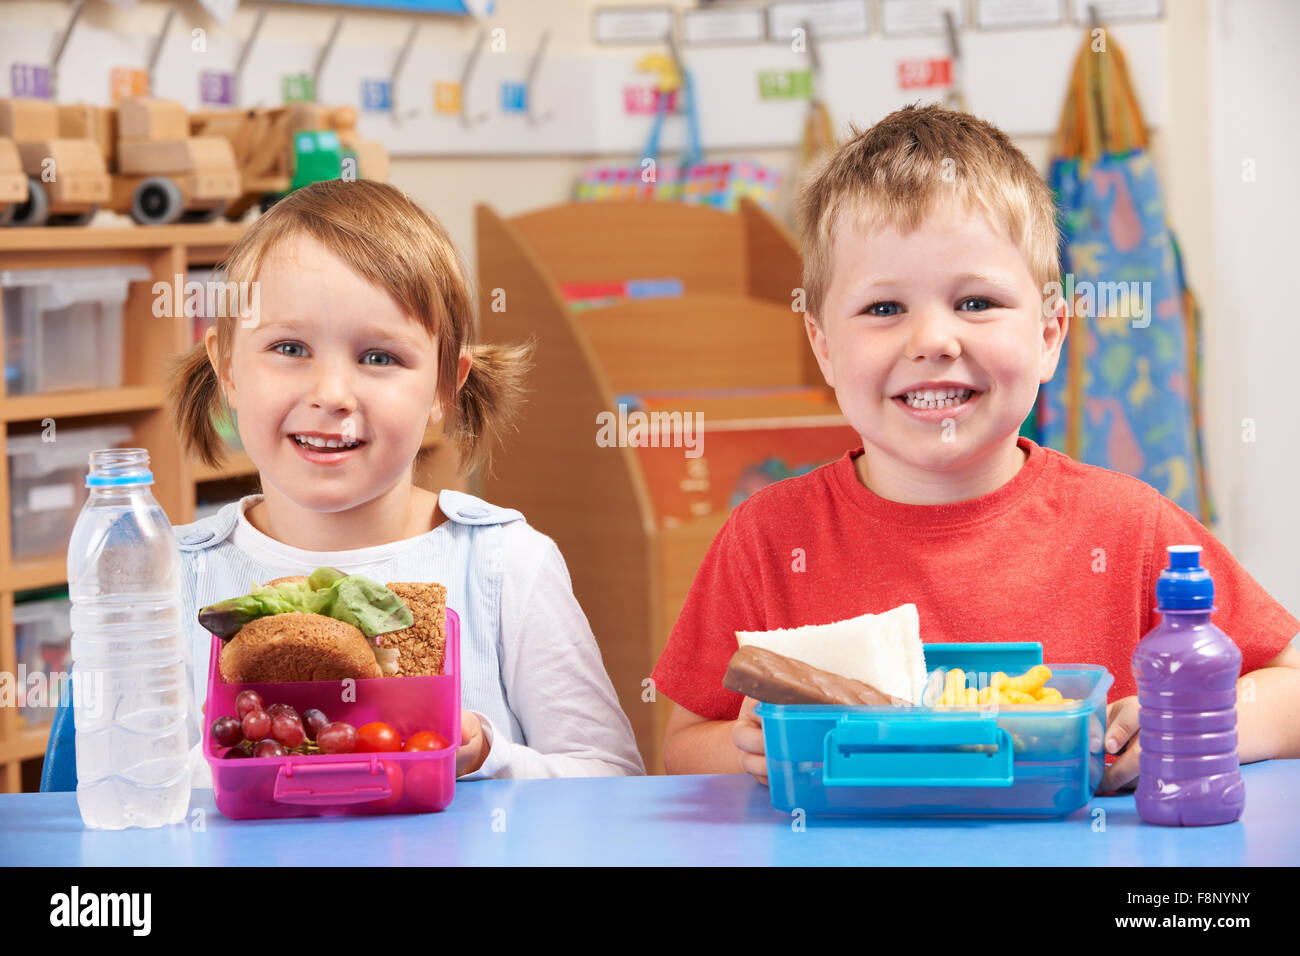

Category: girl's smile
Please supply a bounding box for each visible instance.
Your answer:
[287,430,368,464]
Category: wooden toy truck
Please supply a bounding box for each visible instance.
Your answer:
[190,103,388,220]
[58,97,240,225]
[0,98,111,227]
[0,138,27,225]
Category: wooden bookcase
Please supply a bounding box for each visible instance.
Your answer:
[0,225,459,792]
[477,200,855,773]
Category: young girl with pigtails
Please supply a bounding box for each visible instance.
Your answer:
[165,180,643,781]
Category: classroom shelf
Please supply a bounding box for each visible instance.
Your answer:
[0,723,56,764]
[5,555,69,593]
[0,224,247,254]
[0,224,462,792]
[192,448,257,483]
[1,385,165,422]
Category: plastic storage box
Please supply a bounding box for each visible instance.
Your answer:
[203,607,462,820]
[756,643,1113,818]
[1,266,147,396]
[6,424,133,560]
[12,592,73,727]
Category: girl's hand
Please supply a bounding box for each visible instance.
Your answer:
[733,696,769,787]
[1099,695,1141,793]
[456,710,490,778]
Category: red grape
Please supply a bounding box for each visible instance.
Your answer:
[317,722,358,755]
[235,690,264,719]
[242,709,271,741]
[211,716,243,748]
[301,708,330,740]
[271,714,305,748]
[223,745,251,759]
[267,702,299,721]
[254,739,287,758]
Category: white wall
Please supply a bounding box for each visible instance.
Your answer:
[1208,0,1300,621]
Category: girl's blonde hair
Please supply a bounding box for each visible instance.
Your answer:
[796,103,1062,322]
[165,179,531,476]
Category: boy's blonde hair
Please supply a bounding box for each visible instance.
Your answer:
[796,103,1061,322]
[165,179,531,475]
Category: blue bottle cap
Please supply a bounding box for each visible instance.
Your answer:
[1156,545,1214,610]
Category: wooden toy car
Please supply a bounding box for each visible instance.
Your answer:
[58,97,241,225]
[0,137,27,226]
[329,105,389,183]
[0,98,111,227]
[190,103,388,220]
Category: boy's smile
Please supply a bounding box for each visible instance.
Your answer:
[807,197,1067,504]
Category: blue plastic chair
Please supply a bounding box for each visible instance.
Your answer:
[40,679,77,792]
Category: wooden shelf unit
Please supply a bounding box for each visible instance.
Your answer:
[0,225,460,792]
[477,199,848,773]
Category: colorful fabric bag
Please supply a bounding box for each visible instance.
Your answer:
[1037,32,1214,523]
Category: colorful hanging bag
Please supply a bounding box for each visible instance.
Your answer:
[1037,27,1214,524]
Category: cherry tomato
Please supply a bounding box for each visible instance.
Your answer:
[356,722,402,753]
[403,731,451,752]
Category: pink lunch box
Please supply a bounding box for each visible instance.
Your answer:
[201,608,461,820]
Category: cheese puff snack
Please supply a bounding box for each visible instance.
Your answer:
[931,665,1078,707]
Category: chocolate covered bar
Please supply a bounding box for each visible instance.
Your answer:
[723,645,911,707]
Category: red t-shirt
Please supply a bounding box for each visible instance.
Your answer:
[652,437,1299,720]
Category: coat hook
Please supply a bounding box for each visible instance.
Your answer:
[525,31,554,127]
[49,0,87,101]
[801,20,823,90]
[460,27,489,129]
[147,3,178,96]
[313,14,345,96]
[389,21,421,124]
[942,9,966,111]
[234,5,268,107]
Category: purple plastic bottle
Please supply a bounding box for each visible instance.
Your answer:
[1132,545,1245,826]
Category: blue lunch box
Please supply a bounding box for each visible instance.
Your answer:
[755,642,1113,818]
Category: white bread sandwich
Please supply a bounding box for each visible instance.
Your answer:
[734,603,927,704]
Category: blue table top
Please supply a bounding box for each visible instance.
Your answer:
[3,762,1297,866]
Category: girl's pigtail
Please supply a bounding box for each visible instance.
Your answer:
[164,342,231,470]
[453,339,535,475]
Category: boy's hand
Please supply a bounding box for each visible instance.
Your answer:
[733,695,768,787]
[1099,696,1141,793]
[456,710,489,778]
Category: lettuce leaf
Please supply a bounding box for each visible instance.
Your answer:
[199,567,413,640]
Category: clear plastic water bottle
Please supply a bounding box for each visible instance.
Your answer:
[1132,545,1245,826]
[67,448,192,829]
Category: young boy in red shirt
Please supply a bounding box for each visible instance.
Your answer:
[651,104,1300,793]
